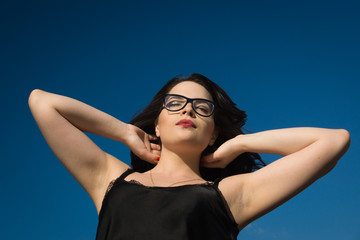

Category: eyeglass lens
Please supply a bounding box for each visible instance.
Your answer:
[164,95,214,117]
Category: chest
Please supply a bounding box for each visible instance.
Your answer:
[106,182,220,216]
[97,181,239,240]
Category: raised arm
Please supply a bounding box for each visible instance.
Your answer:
[28,89,159,211]
[209,127,350,229]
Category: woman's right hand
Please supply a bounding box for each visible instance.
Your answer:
[124,124,161,164]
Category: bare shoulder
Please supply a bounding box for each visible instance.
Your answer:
[218,173,251,198]
[93,153,131,213]
[217,173,252,229]
[105,153,131,180]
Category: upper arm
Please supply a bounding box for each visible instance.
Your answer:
[28,90,129,208]
[222,129,350,229]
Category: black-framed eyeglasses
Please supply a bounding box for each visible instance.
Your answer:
[163,94,216,117]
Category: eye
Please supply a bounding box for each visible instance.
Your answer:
[167,100,183,108]
[165,96,186,110]
[194,102,211,114]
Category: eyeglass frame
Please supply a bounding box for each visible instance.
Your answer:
[163,94,216,117]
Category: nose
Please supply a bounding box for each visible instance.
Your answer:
[181,102,195,117]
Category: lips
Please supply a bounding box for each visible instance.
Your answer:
[176,119,196,128]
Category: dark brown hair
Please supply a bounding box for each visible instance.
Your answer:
[130,73,265,180]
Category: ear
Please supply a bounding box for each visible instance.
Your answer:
[155,122,160,137]
[209,129,218,146]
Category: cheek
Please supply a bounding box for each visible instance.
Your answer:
[206,120,217,141]
[198,119,216,138]
[155,113,170,137]
[206,118,216,132]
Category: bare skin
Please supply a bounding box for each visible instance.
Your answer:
[28,82,350,230]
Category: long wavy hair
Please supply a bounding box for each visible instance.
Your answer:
[130,73,265,181]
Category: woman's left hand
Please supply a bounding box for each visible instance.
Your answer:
[201,136,244,168]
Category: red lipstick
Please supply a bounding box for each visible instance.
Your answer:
[176,119,196,128]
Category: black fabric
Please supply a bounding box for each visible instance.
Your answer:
[96,169,239,240]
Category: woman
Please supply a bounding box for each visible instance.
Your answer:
[28,73,350,240]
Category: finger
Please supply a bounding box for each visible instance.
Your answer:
[148,135,158,141]
[152,150,161,156]
[150,143,161,151]
[138,150,159,164]
[202,153,216,163]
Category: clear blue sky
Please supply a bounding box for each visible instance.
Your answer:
[1,0,359,239]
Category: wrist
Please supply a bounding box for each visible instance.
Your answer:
[233,134,248,154]
[119,123,132,145]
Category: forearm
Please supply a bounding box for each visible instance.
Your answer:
[236,127,349,156]
[29,89,129,143]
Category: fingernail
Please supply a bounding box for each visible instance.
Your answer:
[156,157,160,161]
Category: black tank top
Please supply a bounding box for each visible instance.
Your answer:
[96,169,239,240]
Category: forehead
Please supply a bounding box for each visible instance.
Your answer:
[168,81,213,100]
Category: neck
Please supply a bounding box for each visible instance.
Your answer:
[152,148,202,178]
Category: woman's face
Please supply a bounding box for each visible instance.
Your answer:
[155,81,218,154]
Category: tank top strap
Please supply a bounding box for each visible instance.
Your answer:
[105,168,134,196]
[213,177,223,188]
[118,168,135,180]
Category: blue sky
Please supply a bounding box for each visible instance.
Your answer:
[1,0,359,239]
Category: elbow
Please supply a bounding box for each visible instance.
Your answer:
[321,129,350,176]
[336,129,351,151]
[329,129,351,164]
[28,89,47,109]
[28,89,42,106]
